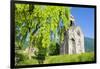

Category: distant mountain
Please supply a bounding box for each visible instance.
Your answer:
[84,37,94,52]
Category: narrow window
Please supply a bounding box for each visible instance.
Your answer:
[71,38,76,54]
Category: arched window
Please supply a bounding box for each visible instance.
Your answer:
[70,20,75,26]
[71,38,76,54]
[77,30,80,36]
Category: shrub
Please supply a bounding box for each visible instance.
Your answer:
[15,50,28,65]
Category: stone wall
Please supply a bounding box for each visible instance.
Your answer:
[60,26,85,55]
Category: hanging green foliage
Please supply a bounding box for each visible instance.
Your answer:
[15,4,70,62]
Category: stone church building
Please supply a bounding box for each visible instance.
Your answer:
[60,15,85,54]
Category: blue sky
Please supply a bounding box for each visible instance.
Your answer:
[71,7,95,38]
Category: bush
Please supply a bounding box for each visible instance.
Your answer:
[36,48,47,64]
[15,50,39,66]
[48,42,60,55]
[15,50,29,65]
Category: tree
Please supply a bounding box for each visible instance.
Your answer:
[15,4,70,64]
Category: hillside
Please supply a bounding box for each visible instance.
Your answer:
[84,37,94,52]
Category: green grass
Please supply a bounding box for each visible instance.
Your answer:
[16,52,94,65]
[44,52,94,64]
[17,59,38,66]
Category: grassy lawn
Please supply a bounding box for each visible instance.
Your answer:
[17,59,38,65]
[16,52,94,66]
[44,52,94,64]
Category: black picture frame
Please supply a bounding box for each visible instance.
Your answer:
[10,1,97,68]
